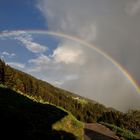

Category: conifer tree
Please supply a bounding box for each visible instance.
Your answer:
[0,59,6,84]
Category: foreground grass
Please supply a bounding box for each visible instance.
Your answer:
[53,114,84,140]
[22,94,84,140]
[0,86,84,140]
[100,122,140,140]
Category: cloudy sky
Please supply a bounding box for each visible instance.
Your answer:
[0,0,140,111]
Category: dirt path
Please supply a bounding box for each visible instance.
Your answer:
[84,123,120,140]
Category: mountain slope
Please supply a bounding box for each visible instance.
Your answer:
[0,59,140,138]
[0,86,83,140]
[0,59,108,123]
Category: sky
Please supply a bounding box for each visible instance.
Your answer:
[0,0,46,30]
[0,0,140,111]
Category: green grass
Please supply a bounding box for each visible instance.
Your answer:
[18,91,84,140]
[0,86,84,140]
[20,92,84,140]
[126,110,140,122]
[100,122,140,140]
[53,114,84,140]
[0,84,6,88]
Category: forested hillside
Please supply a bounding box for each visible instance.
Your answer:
[0,59,108,122]
[0,59,140,138]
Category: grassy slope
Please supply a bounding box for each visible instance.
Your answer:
[0,86,83,140]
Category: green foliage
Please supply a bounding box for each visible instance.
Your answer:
[0,84,6,88]
[98,111,140,136]
[53,114,84,140]
[126,109,140,122]
[0,86,83,140]
[100,122,140,140]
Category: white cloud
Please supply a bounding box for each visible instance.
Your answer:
[11,53,16,57]
[0,30,27,38]
[1,51,16,58]
[0,30,47,53]
[27,41,85,73]
[7,62,25,69]
[28,54,50,67]
[2,51,10,56]
[17,37,47,53]
[125,0,140,16]
[52,42,84,64]
[27,40,85,86]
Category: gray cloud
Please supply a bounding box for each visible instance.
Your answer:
[36,0,140,86]
[36,0,97,42]
[125,0,140,16]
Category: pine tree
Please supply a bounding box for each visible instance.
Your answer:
[0,59,6,84]
[0,59,13,86]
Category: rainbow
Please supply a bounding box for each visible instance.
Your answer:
[0,29,140,93]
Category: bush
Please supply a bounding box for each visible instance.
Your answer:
[100,122,140,139]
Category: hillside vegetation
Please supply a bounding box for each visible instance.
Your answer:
[0,86,83,140]
[0,59,140,139]
[0,59,108,123]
